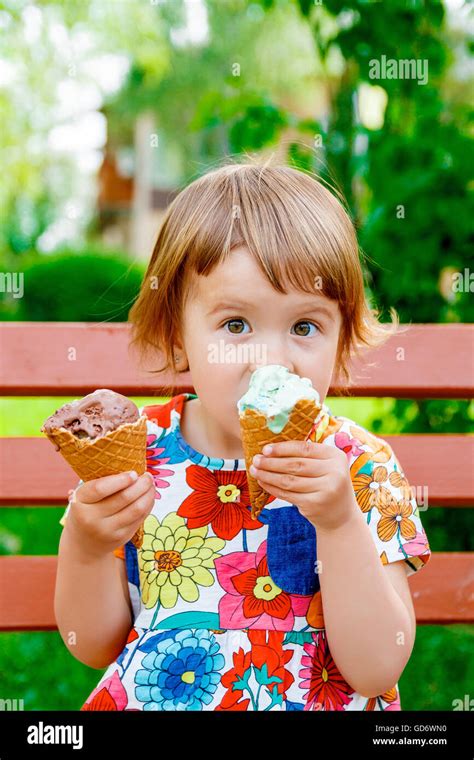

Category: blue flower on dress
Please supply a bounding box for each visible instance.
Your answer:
[134,628,225,710]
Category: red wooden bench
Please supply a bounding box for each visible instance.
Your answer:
[1,321,473,631]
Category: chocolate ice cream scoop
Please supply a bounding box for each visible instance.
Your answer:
[41,389,139,441]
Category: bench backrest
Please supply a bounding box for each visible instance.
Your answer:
[0,322,473,630]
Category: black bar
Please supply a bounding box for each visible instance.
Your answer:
[0,709,471,757]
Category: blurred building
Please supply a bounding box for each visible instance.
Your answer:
[97,112,179,259]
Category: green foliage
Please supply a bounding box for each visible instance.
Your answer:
[10,249,144,322]
[0,631,104,710]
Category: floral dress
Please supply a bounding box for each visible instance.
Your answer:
[59,393,432,712]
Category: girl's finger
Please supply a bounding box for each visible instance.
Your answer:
[108,491,155,534]
[261,440,333,459]
[256,469,319,493]
[78,473,154,518]
[77,471,141,504]
[251,455,326,477]
[257,480,308,505]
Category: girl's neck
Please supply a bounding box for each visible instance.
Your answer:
[180,396,245,461]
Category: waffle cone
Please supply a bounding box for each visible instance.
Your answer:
[42,415,148,549]
[239,398,321,520]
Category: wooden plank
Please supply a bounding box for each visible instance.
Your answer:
[0,434,472,507]
[0,556,58,631]
[408,553,474,624]
[0,322,472,398]
[345,323,474,398]
[383,435,474,508]
[0,553,472,631]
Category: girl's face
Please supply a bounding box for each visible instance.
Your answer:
[178,246,342,454]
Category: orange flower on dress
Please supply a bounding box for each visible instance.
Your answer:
[306,590,325,629]
[353,465,393,512]
[365,687,401,711]
[387,469,413,500]
[377,497,417,542]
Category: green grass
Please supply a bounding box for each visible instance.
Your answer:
[1,396,472,710]
[0,625,472,710]
[0,631,105,710]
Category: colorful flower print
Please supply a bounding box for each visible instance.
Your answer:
[216,629,295,711]
[215,540,312,631]
[134,628,225,710]
[81,671,131,711]
[334,431,364,460]
[353,465,395,512]
[145,434,174,491]
[178,465,263,540]
[139,512,225,609]
[299,631,355,711]
[377,497,417,542]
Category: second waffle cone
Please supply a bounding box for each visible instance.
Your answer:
[239,398,321,520]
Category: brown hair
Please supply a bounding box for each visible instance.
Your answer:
[128,158,399,397]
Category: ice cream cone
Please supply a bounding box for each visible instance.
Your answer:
[240,398,321,520]
[42,415,148,548]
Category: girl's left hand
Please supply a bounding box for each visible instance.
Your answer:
[249,439,360,532]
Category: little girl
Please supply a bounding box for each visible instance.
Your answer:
[55,162,431,711]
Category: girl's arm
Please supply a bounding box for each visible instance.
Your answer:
[317,506,415,698]
[55,525,133,669]
[54,470,155,670]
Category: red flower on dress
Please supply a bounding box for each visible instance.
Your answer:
[178,465,263,540]
[81,671,131,711]
[248,629,295,697]
[215,647,252,711]
[299,631,355,711]
[216,630,294,710]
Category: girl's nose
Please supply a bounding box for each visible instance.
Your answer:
[248,360,295,374]
[247,336,295,375]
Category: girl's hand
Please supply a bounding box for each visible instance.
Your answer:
[249,440,359,532]
[64,470,155,559]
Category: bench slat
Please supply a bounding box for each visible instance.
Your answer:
[0,553,472,631]
[1,322,472,398]
[1,434,472,507]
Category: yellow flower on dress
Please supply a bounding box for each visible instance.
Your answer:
[139,512,225,609]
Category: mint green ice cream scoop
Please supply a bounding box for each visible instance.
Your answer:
[237,364,321,434]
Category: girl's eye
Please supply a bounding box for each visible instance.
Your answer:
[223,318,250,335]
[292,321,319,337]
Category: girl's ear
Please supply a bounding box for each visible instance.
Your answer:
[173,346,189,372]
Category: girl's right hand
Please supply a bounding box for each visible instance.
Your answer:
[63,470,155,559]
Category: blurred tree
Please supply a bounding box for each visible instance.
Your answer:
[12,249,144,322]
[0,0,170,259]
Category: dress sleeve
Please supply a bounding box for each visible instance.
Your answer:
[58,480,83,528]
[58,480,126,560]
[349,431,432,577]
